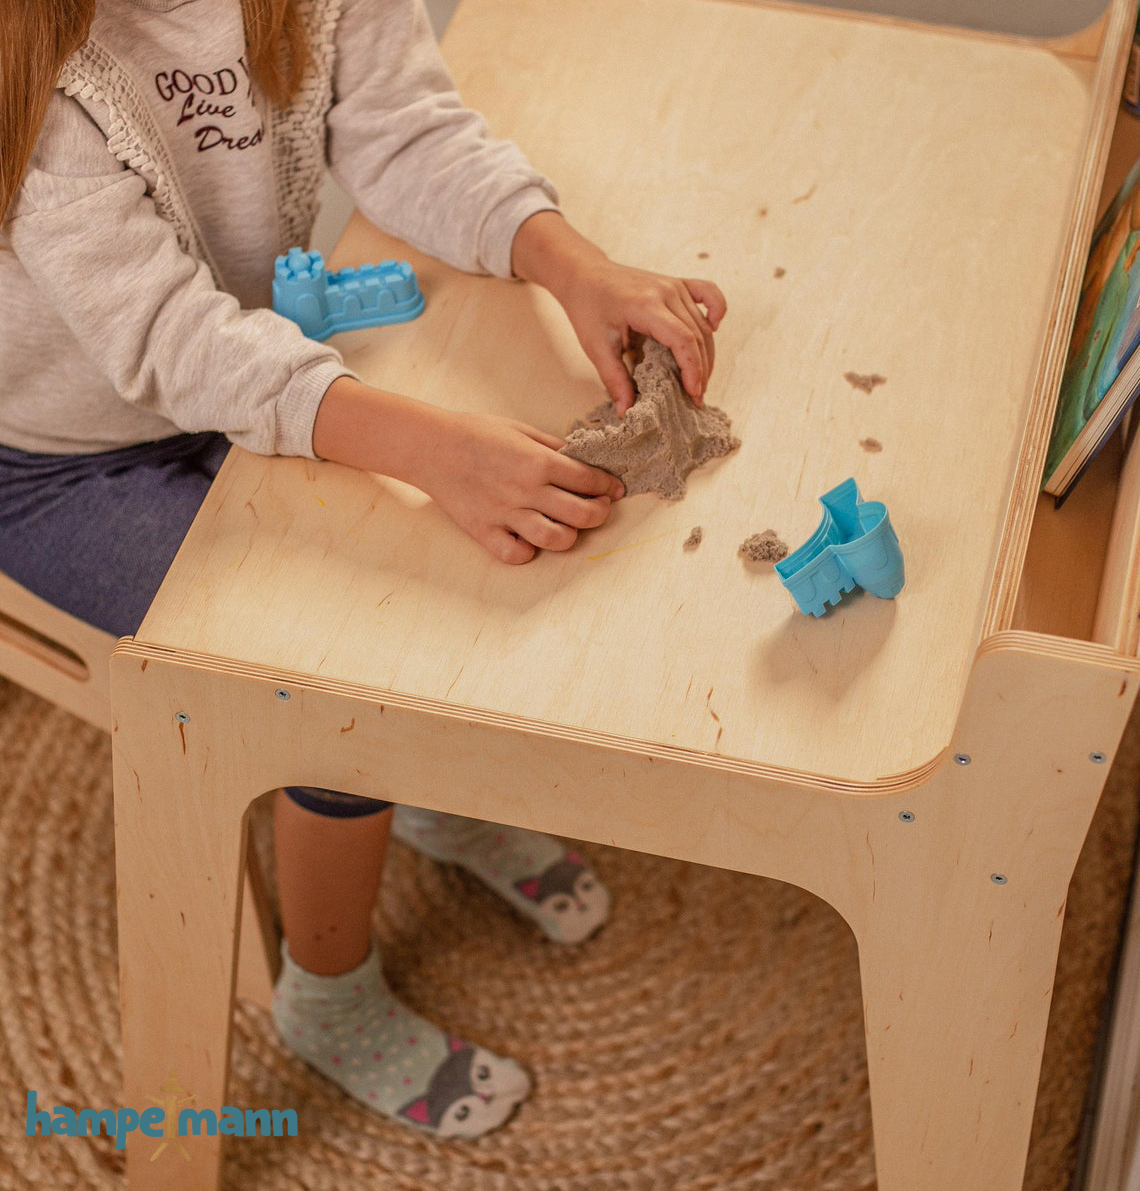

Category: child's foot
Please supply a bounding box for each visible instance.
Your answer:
[272,944,530,1138]
[391,806,611,944]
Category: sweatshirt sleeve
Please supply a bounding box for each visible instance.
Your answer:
[6,92,353,459]
[326,0,559,279]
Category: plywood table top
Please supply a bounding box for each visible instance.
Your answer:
[140,0,1129,787]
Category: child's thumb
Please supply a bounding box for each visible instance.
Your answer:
[592,347,636,415]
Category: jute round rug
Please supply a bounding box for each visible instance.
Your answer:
[0,673,1136,1191]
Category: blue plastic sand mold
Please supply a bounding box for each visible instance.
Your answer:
[272,247,425,341]
[774,478,905,616]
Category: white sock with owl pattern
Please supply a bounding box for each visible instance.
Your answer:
[272,943,530,1138]
[391,806,611,944]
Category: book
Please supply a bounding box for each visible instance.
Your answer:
[1045,156,1140,503]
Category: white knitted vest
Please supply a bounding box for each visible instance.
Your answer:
[56,0,342,282]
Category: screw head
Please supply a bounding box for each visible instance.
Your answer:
[991,873,1008,885]
[1089,752,1107,764]
[953,753,971,766]
[275,688,291,701]
[898,810,916,823]
[175,712,190,724]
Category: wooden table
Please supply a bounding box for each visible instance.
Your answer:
[109,0,1140,1187]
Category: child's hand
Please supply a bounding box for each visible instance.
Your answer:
[555,258,725,414]
[312,377,623,565]
[414,407,623,563]
[511,212,727,414]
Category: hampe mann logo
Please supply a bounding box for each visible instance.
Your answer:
[27,1070,297,1157]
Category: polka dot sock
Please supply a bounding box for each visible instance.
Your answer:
[272,944,530,1138]
[391,806,612,944]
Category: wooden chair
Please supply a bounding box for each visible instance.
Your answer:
[0,568,279,1006]
[0,570,115,732]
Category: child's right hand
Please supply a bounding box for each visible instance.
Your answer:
[312,377,623,564]
[410,406,622,563]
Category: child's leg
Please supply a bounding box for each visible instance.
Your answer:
[392,805,611,944]
[0,432,230,636]
[272,788,530,1138]
[273,787,391,974]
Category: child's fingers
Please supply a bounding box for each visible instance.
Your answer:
[486,526,538,565]
[520,425,567,451]
[638,306,709,403]
[507,510,579,553]
[547,451,625,499]
[660,294,711,402]
[586,345,638,414]
[684,278,728,329]
[538,489,612,530]
[671,288,716,385]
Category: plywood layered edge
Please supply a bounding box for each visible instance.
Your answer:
[987,0,1138,638]
[111,630,1140,800]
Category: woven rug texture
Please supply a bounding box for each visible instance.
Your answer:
[0,674,1136,1190]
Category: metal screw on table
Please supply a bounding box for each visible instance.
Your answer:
[175,712,190,724]
[275,688,291,701]
[1089,751,1107,764]
[954,753,971,765]
[898,810,915,823]
[991,873,1008,885]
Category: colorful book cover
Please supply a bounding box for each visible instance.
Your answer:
[1045,156,1140,500]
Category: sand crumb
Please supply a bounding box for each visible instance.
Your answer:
[739,530,788,563]
[683,526,703,550]
[773,267,786,279]
[859,437,883,453]
[844,372,887,394]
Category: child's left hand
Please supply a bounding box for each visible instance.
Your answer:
[511,212,727,415]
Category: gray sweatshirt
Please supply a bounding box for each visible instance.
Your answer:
[0,0,559,458]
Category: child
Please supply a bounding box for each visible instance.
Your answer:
[0,0,725,1139]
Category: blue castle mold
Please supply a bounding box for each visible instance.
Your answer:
[775,477,905,616]
[272,247,425,341]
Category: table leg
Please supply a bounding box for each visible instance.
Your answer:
[850,642,1139,1191]
[111,654,254,1191]
[858,866,1069,1190]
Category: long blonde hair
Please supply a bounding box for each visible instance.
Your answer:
[1,0,310,225]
